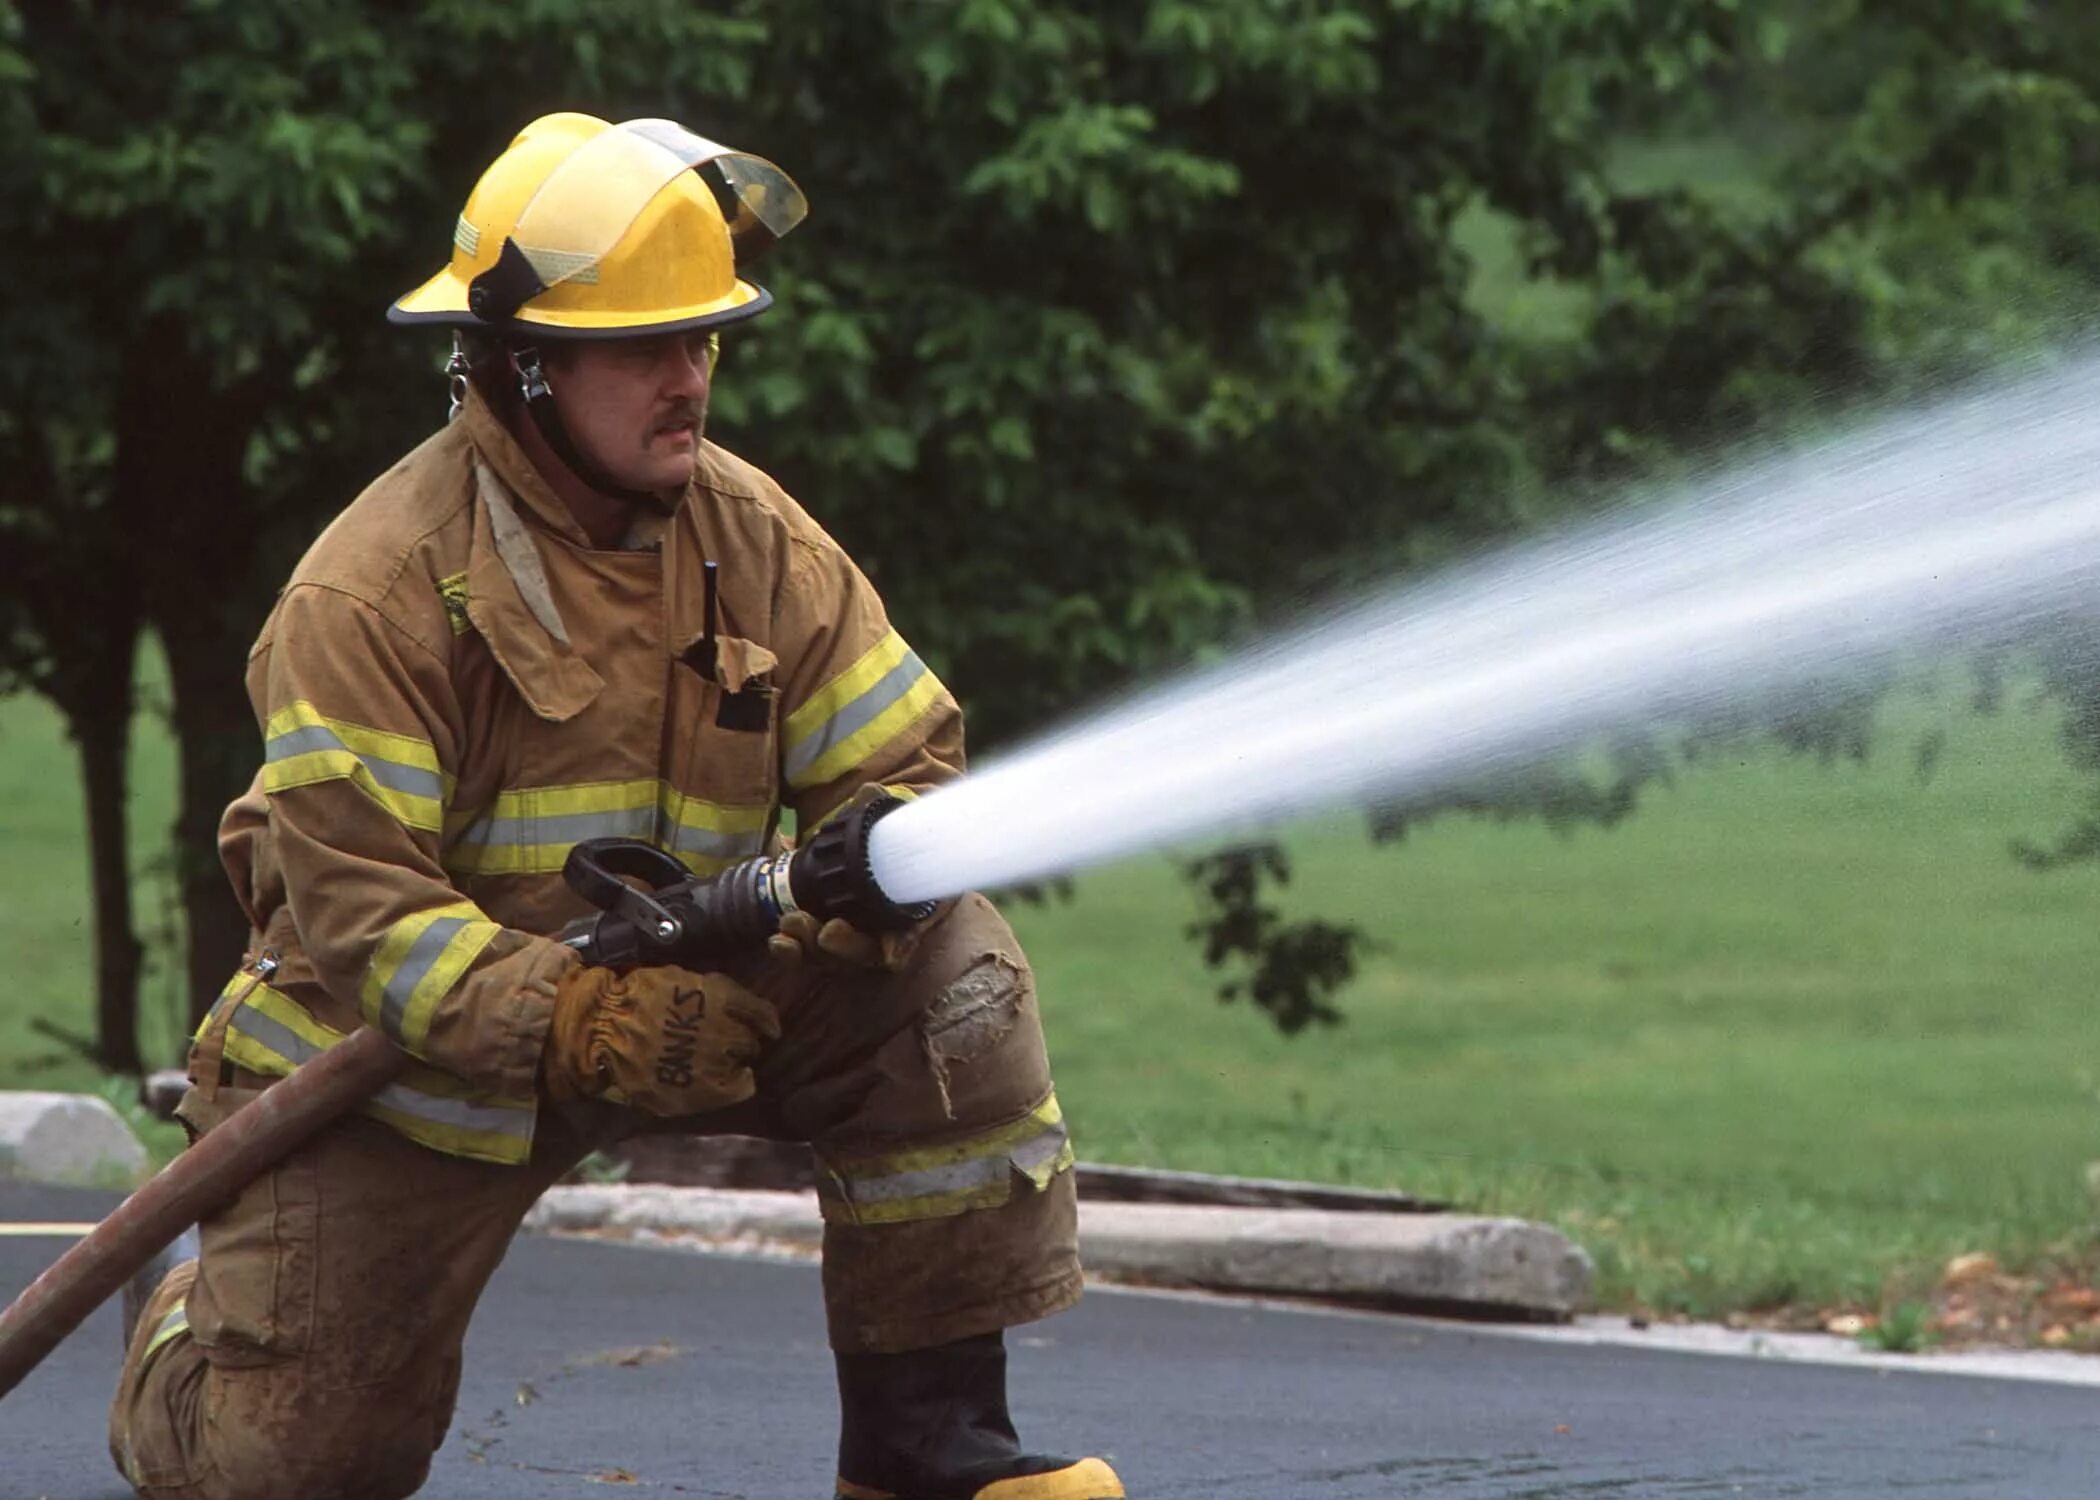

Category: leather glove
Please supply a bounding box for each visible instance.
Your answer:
[765,909,914,974]
[543,963,782,1116]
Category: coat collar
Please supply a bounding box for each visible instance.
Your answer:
[457,382,596,548]
[455,392,607,723]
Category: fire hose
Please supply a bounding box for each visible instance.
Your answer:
[0,792,923,1399]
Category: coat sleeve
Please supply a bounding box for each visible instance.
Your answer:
[250,581,577,1098]
[772,532,965,832]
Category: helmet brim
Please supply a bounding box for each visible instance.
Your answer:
[387,273,772,339]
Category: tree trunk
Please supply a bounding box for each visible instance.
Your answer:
[10,417,152,1075]
[159,621,257,1029]
[73,632,146,1074]
[114,325,271,1029]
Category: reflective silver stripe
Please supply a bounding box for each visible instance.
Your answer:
[368,1079,532,1142]
[1010,1125,1071,1179]
[845,1154,1010,1206]
[230,1004,532,1143]
[842,1117,1071,1207]
[448,804,656,854]
[264,723,446,802]
[448,806,766,864]
[226,1000,323,1067]
[783,650,930,784]
[380,916,474,1039]
[663,819,768,861]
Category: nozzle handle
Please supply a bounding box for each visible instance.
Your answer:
[557,791,929,969]
[562,838,690,951]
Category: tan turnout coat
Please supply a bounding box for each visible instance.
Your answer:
[203,386,962,1165]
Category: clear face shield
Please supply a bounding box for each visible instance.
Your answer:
[466,118,808,326]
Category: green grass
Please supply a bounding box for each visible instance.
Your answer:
[0,638,190,1094]
[5,655,2098,1320]
[1010,668,2100,1320]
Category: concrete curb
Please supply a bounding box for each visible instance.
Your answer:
[1492,1312,2100,1389]
[523,1184,1594,1319]
[0,1091,148,1188]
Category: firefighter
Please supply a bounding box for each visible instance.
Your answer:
[108,113,1123,1500]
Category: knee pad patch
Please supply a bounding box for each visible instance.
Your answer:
[924,954,1029,1066]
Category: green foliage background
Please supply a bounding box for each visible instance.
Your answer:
[6,0,2100,1044]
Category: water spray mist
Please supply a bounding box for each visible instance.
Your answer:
[869,354,2100,906]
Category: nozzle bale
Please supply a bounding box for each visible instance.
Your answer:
[559,790,932,970]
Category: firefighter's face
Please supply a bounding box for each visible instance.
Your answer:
[544,333,715,495]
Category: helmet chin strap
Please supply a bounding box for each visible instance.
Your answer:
[512,345,676,511]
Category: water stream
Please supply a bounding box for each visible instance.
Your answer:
[870,354,2100,904]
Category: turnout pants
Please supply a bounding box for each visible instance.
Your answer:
[109,895,1081,1500]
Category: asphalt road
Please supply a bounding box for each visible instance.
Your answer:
[5,1183,2098,1498]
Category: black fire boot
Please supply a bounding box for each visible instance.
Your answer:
[834,1331,1124,1499]
[120,1223,200,1354]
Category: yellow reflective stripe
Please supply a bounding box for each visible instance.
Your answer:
[265,749,446,831]
[358,901,500,1054]
[220,1027,287,1079]
[785,630,912,747]
[140,1302,189,1364]
[489,778,660,818]
[359,900,474,1028]
[399,916,499,1054]
[849,1093,1065,1178]
[834,1179,1012,1225]
[263,701,441,773]
[818,1134,1077,1226]
[359,1099,539,1165]
[443,778,656,876]
[222,981,536,1165]
[658,784,773,874]
[798,671,944,791]
[261,700,448,833]
[657,783,773,834]
[237,981,340,1052]
[815,1093,1075,1226]
[449,777,655,869]
[443,779,771,877]
[783,630,947,790]
[242,984,513,1109]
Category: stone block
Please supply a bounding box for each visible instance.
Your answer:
[525,1186,1591,1318]
[526,1185,824,1251]
[0,1091,149,1188]
[1075,1203,1593,1317]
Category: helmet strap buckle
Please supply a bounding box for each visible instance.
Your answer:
[444,332,472,423]
[515,345,553,404]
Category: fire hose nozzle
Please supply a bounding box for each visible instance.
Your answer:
[558,789,932,970]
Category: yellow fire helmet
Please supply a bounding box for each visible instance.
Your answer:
[389,112,808,338]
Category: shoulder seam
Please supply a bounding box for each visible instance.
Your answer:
[372,484,473,600]
[284,580,452,671]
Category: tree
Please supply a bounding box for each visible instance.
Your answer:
[8,0,2098,1057]
[3,0,766,1052]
